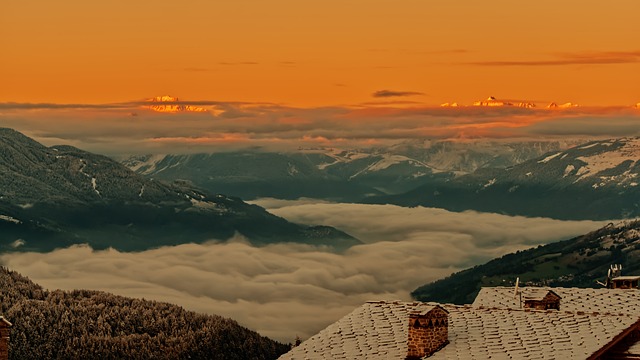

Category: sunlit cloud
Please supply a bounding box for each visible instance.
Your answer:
[0,202,608,342]
[1,100,639,155]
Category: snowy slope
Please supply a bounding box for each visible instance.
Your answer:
[373,137,640,220]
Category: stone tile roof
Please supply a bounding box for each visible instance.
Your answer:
[612,276,640,281]
[473,286,640,314]
[280,301,639,359]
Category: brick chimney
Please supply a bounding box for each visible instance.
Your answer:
[406,305,449,359]
[0,317,11,360]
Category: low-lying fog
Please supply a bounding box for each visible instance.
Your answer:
[0,201,608,342]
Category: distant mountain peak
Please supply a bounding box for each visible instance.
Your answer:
[144,95,208,113]
[472,96,535,108]
[547,102,579,109]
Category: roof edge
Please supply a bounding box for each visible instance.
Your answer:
[587,317,640,360]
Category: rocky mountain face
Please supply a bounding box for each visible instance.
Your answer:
[0,128,359,252]
[0,267,289,359]
[121,140,575,201]
[372,137,640,220]
[411,220,640,305]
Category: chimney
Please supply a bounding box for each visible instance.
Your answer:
[0,317,11,360]
[406,305,449,360]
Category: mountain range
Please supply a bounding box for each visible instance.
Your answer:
[121,139,577,202]
[0,128,358,252]
[411,219,640,305]
[372,137,640,220]
[121,136,639,220]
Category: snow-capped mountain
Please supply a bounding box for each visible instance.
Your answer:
[373,137,640,220]
[144,95,208,113]
[120,140,577,201]
[547,102,579,108]
[0,128,358,251]
[472,96,536,108]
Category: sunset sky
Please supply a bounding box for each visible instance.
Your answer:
[2,1,640,153]
[4,0,640,106]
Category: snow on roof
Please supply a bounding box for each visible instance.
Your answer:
[473,286,640,314]
[280,301,638,359]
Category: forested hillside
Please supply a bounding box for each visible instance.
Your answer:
[0,267,289,359]
[412,220,640,304]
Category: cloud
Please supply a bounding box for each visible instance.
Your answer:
[0,202,608,342]
[1,99,639,155]
[0,99,258,111]
[372,90,424,98]
[470,50,640,66]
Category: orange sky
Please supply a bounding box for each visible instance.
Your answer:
[3,0,639,107]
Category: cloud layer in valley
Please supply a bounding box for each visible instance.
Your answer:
[0,202,609,342]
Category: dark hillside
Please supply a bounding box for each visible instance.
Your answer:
[0,267,289,359]
[412,220,640,304]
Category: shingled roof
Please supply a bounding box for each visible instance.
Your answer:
[280,301,640,359]
[473,286,640,314]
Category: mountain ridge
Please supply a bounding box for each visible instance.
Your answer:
[412,219,640,305]
[0,128,359,252]
[120,139,578,201]
[369,137,640,220]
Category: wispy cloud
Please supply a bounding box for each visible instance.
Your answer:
[470,50,640,66]
[372,90,424,98]
[0,202,607,342]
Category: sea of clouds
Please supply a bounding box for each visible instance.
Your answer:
[0,201,608,342]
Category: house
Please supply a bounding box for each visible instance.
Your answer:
[281,287,640,359]
[280,300,640,359]
[472,286,640,314]
[0,317,11,360]
[611,276,640,289]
